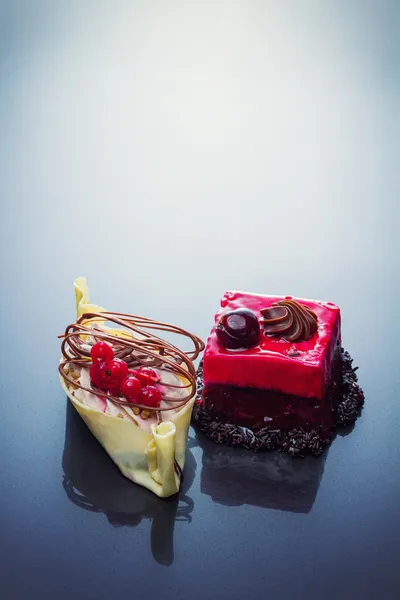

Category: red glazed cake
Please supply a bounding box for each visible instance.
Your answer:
[193,291,364,456]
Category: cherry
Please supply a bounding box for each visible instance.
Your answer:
[216,308,260,350]
[120,376,143,402]
[91,341,114,363]
[141,385,162,408]
[134,367,160,386]
[90,358,128,394]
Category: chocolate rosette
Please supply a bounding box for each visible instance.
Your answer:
[261,299,318,342]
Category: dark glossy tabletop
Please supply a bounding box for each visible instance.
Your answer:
[1,2,399,599]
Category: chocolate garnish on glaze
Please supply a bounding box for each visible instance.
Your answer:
[58,311,205,412]
[261,300,318,342]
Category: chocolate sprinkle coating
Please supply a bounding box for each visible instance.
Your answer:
[192,349,364,457]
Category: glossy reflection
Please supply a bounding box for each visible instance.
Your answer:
[62,401,196,566]
[196,430,326,513]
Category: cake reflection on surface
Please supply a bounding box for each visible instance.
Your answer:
[196,432,326,513]
[62,402,196,566]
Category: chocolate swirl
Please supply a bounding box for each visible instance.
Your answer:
[58,311,204,412]
[261,300,318,342]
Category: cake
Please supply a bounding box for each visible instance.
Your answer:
[58,278,204,498]
[192,291,364,456]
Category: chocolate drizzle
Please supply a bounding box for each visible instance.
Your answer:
[59,311,204,412]
[261,300,318,342]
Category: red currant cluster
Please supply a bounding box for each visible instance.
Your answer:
[89,342,162,408]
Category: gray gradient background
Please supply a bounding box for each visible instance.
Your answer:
[0,1,399,599]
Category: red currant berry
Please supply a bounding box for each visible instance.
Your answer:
[90,359,128,394]
[90,361,118,393]
[106,359,128,389]
[135,367,160,386]
[120,376,143,402]
[107,358,128,379]
[141,385,162,408]
[90,362,107,389]
[91,341,114,363]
